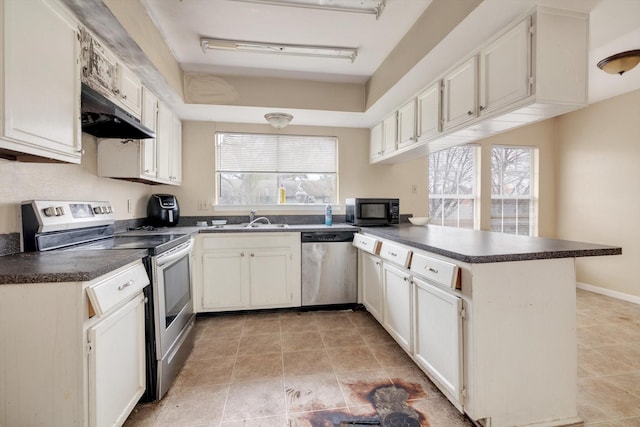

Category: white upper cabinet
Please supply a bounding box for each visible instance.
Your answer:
[382,112,398,156]
[369,121,383,161]
[443,55,478,131]
[140,87,158,180]
[370,6,587,164]
[416,81,441,142]
[397,98,416,149]
[0,0,81,163]
[479,18,531,117]
[116,65,143,119]
[155,102,182,185]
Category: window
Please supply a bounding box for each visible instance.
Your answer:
[428,145,478,229]
[491,146,536,236]
[215,132,337,206]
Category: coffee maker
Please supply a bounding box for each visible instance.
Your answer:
[147,194,180,227]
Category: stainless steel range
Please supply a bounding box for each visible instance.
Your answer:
[21,200,195,402]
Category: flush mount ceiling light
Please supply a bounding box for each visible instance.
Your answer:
[265,112,293,129]
[230,0,385,18]
[200,38,357,62]
[597,50,640,75]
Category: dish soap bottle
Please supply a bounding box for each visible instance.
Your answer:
[278,184,286,204]
[324,204,333,226]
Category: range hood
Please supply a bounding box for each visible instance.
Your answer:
[81,84,156,139]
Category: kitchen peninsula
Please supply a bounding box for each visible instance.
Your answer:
[357,224,621,427]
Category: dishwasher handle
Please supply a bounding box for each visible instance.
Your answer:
[301,231,355,243]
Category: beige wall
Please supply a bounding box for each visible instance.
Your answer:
[556,89,640,297]
[0,135,152,235]
[156,121,428,218]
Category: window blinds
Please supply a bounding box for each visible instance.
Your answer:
[216,133,337,173]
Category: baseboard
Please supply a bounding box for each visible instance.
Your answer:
[576,282,640,305]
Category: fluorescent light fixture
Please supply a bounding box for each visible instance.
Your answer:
[230,0,385,18]
[200,38,358,62]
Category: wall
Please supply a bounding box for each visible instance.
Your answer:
[0,134,152,235]
[556,89,640,298]
[155,121,428,218]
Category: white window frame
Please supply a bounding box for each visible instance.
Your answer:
[428,144,480,229]
[490,145,538,236]
[214,132,339,211]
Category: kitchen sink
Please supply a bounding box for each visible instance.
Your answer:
[243,223,289,229]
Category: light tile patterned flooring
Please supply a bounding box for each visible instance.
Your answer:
[125,289,640,426]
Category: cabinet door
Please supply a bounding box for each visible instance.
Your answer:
[479,18,530,116]
[169,114,182,185]
[1,0,81,163]
[155,102,172,183]
[413,277,463,405]
[249,249,293,308]
[88,293,145,427]
[117,65,142,119]
[140,88,158,179]
[382,112,397,156]
[369,121,383,161]
[361,252,383,322]
[443,56,477,130]
[416,81,441,141]
[397,99,416,149]
[202,251,247,310]
[382,263,412,352]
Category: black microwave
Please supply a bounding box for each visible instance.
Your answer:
[345,198,400,226]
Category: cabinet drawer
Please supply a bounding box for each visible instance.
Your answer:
[410,253,458,289]
[352,233,380,255]
[86,262,149,316]
[379,242,412,268]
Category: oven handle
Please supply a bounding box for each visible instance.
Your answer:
[155,238,194,267]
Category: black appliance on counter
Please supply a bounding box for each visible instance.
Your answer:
[147,194,180,227]
[345,197,400,226]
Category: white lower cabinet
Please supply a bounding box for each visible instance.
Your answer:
[413,276,463,409]
[88,293,146,427]
[0,260,148,427]
[360,251,383,322]
[382,262,412,352]
[197,233,301,312]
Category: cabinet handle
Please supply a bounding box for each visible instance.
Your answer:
[479,105,485,111]
[250,253,255,257]
[390,252,398,257]
[425,266,439,274]
[241,252,245,257]
[75,148,85,155]
[113,88,120,95]
[403,277,408,282]
[117,280,133,291]
[375,261,380,266]
[121,94,128,100]
[467,110,473,116]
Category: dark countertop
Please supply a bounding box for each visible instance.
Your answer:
[362,224,622,264]
[0,249,148,285]
[129,223,358,235]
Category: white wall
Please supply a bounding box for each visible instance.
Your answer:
[556,89,640,297]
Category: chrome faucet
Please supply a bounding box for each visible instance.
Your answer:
[246,216,271,227]
[249,210,256,222]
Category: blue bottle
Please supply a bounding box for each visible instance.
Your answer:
[324,204,333,226]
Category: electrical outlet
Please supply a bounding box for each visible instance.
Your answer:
[197,200,209,211]
[411,184,417,194]
[127,199,133,213]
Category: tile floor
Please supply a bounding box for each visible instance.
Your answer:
[125,289,640,426]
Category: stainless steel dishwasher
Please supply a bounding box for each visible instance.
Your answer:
[301,230,357,306]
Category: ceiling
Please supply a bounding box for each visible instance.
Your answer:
[139,0,640,128]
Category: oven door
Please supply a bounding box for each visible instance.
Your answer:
[153,238,194,358]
